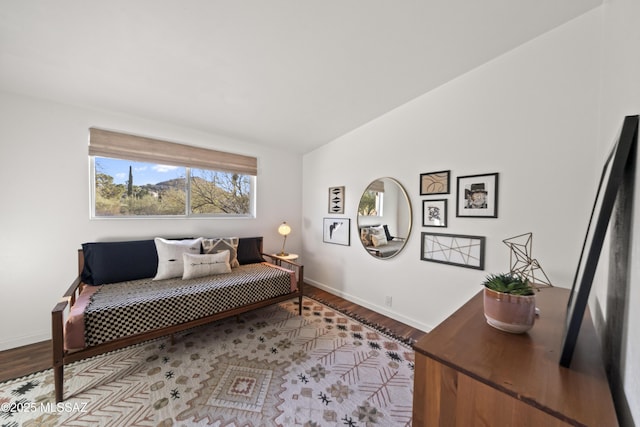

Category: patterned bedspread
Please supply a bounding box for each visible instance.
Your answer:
[72,263,295,349]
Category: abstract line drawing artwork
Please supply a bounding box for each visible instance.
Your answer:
[323,217,350,246]
[420,170,450,195]
[420,232,485,269]
[328,186,345,214]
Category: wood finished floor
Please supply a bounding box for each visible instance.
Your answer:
[0,284,426,384]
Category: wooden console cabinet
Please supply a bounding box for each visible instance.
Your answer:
[412,287,618,426]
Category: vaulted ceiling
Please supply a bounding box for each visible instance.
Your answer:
[0,0,601,153]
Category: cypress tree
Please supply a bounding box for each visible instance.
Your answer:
[127,166,133,197]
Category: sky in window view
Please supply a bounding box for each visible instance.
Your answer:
[96,157,184,185]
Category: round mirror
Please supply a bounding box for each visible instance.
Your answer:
[357,177,412,259]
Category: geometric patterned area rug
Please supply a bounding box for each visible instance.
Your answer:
[0,297,415,426]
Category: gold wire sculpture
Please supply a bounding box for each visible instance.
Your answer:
[502,232,553,287]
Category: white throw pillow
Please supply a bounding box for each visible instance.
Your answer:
[370,226,388,247]
[153,237,203,280]
[182,251,231,279]
[371,233,388,247]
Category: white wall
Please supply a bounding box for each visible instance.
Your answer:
[0,92,303,351]
[303,4,640,423]
[596,0,640,424]
[302,10,601,332]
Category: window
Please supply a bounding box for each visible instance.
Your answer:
[190,168,251,215]
[358,180,385,216]
[358,190,384,216]
[89,128,256,218]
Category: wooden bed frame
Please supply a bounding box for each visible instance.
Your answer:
[51,239,303,403]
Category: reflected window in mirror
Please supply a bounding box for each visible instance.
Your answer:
[358,188,384,216]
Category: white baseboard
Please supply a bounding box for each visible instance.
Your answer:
[0,332,50,352]
[305,278,433,333]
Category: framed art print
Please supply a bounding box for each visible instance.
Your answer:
[329,186,345,214]
[323,217,350,246]
[420,232,485,270]
[422,199,447,227]
[420,170,450,195]
[456,172,499,218]
[560,115,638,367]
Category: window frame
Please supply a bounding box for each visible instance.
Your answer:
[88,128,257,219]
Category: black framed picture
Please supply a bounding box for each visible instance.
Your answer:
[420,232,485,270]
[323,218,350,246]
[420,170,450,195]
[560,115,638,367]
[328,186,345,214]
[456,173,499,218]
[422,199,447,227]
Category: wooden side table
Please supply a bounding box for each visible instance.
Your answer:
[412,287,618,427]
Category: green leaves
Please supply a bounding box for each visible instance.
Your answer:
[482,273,535,296]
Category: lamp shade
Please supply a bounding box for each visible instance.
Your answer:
[278,222,291,236]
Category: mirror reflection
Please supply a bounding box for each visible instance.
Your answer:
[357,177,412,259]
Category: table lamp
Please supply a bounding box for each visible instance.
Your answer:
[278,222,291,256]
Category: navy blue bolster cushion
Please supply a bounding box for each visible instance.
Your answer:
[237,237,265,265]
[81,240,159,285]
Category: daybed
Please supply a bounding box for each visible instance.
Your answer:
[51,236,303,403]
[359,224,406,258]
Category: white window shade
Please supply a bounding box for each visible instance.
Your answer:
[89,128,257,176]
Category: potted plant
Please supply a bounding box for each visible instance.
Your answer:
[482,273,537,333]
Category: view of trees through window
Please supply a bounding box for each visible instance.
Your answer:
[94,157,252,217]
[358,190,383,216]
